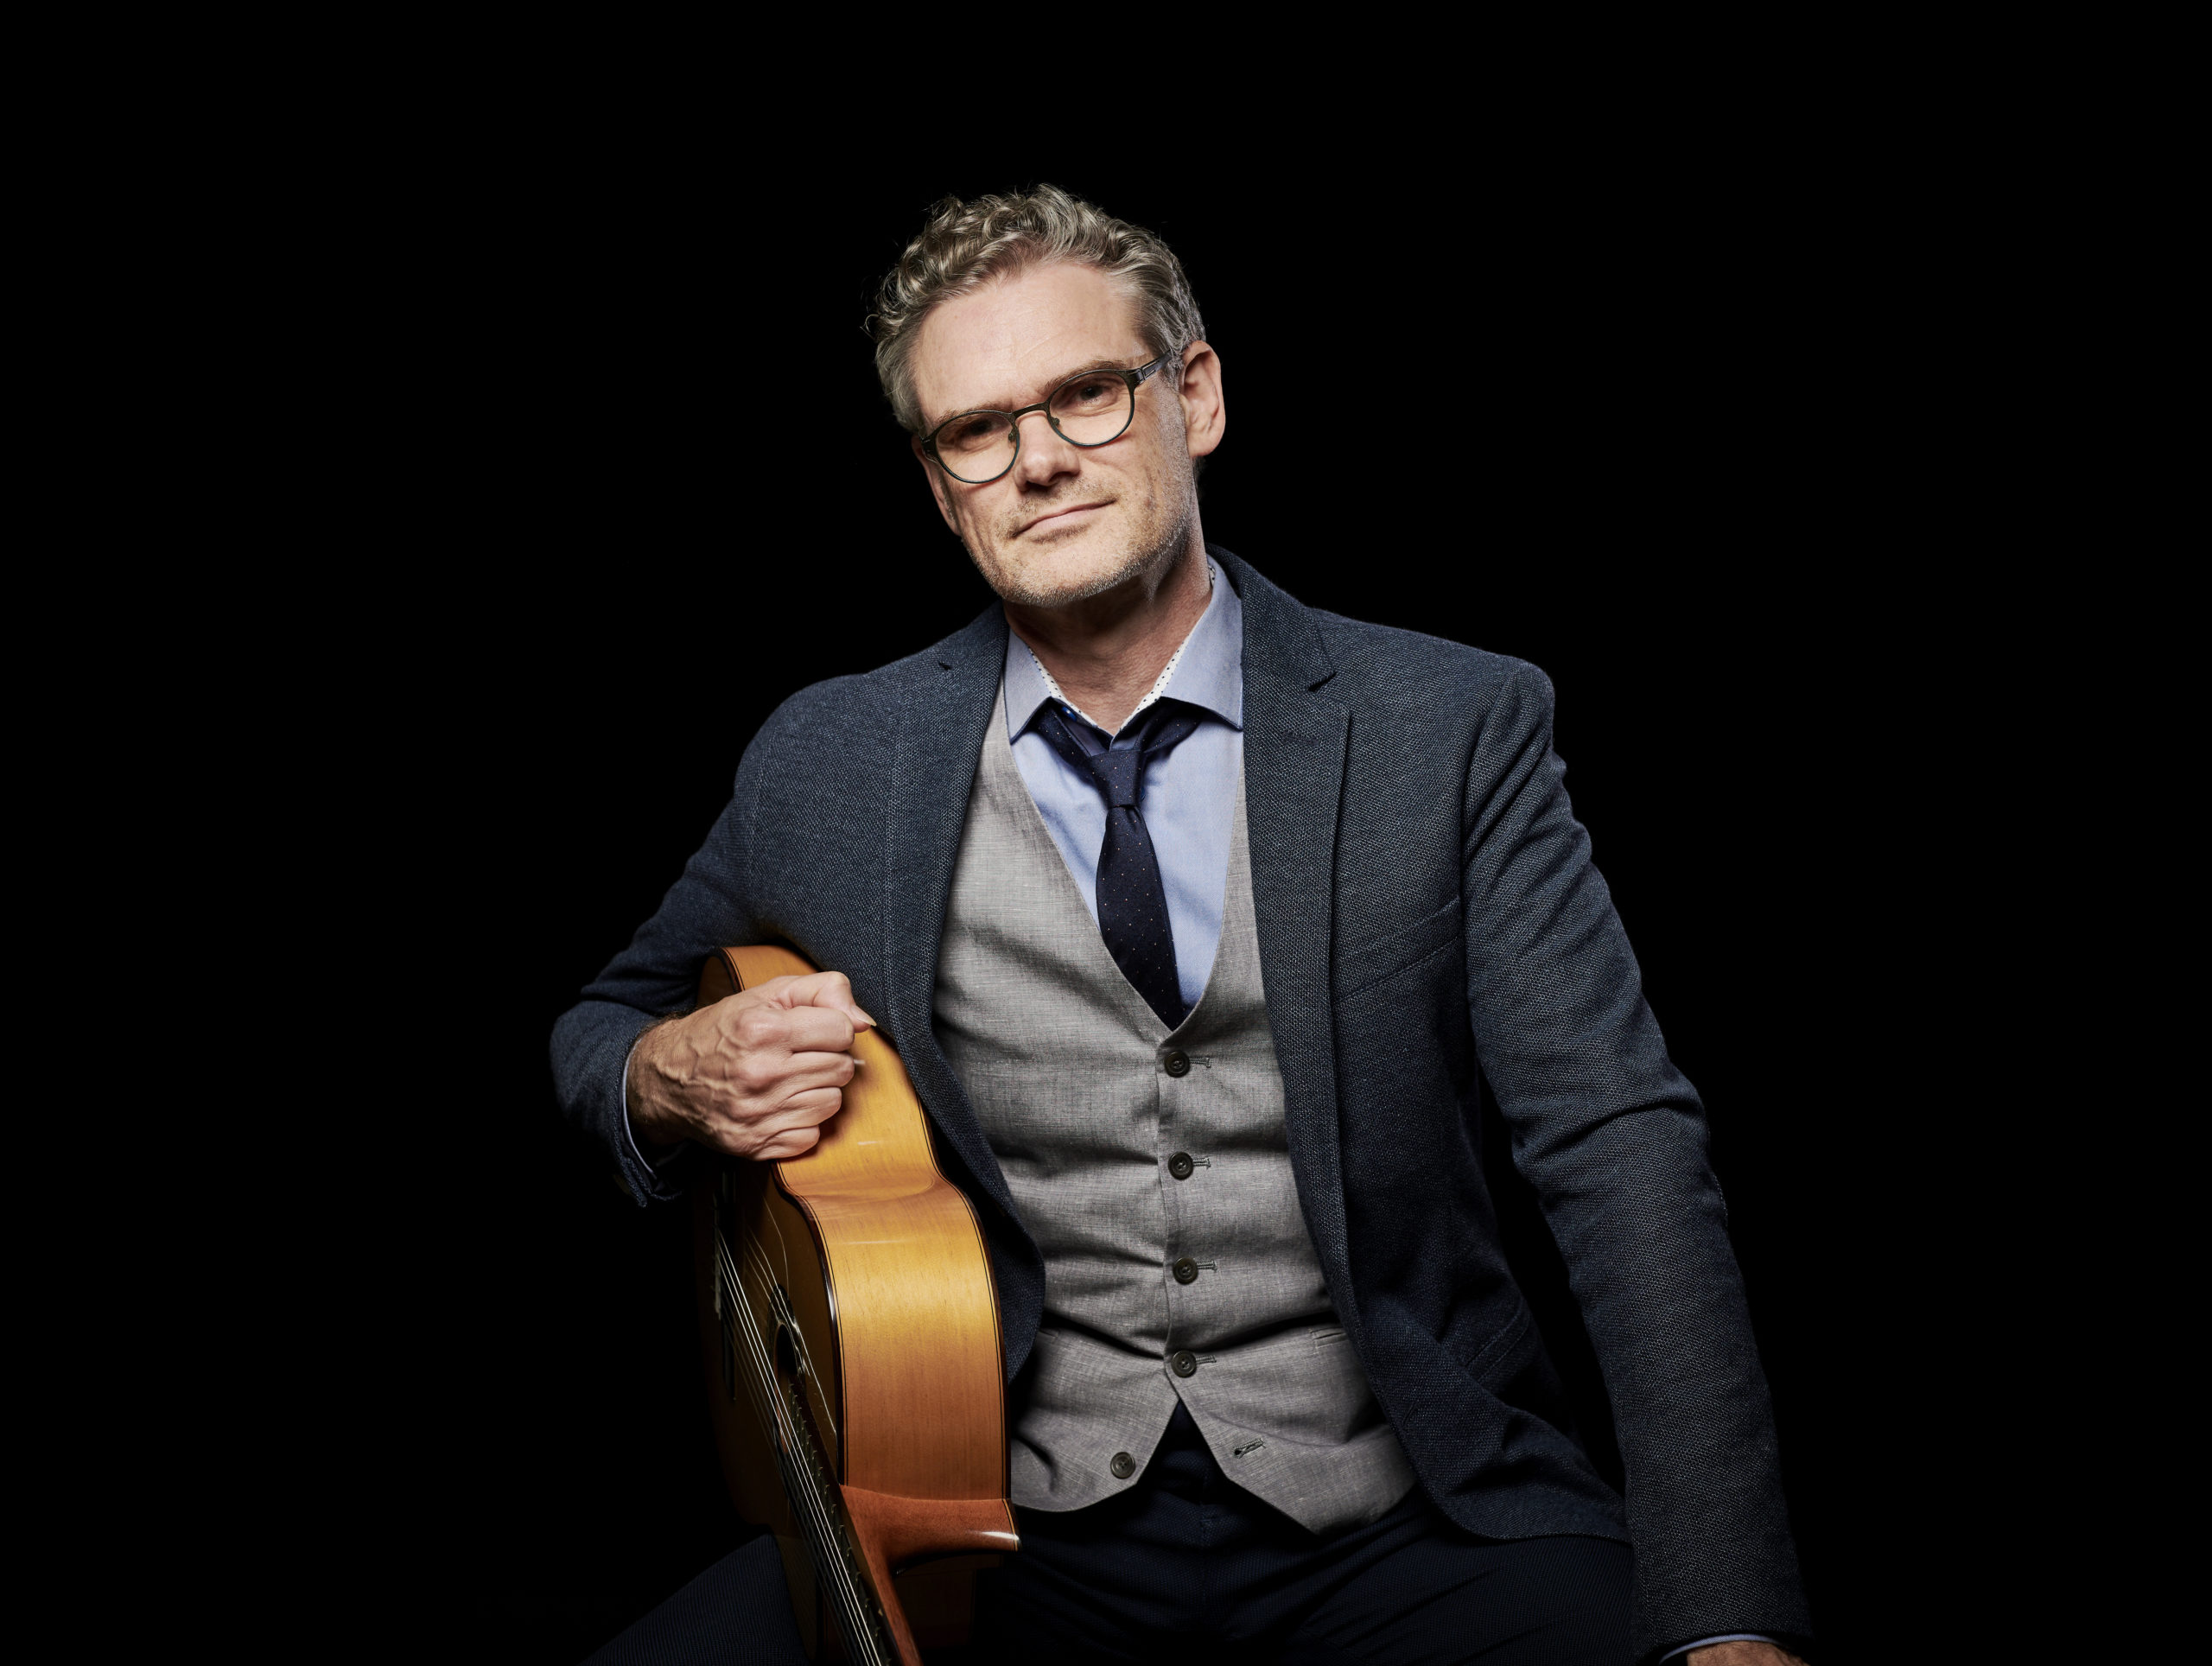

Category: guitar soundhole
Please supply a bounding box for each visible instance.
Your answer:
[776,1320,801,1380]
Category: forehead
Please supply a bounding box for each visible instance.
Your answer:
[911,261,1147,423]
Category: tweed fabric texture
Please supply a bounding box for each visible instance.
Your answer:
[549,550,1811,1656]
[934,689,1415,1532]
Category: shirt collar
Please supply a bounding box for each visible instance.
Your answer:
[1003,556,1244,743]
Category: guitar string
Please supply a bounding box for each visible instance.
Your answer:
[723,1224,881,1656]
[715,1235,875,1657]
[716,1233,888,1665]
[716,1237,885,1666]
[717,1237,785,1457]
[741,1234,841,1446]
[715,1239,875,1660]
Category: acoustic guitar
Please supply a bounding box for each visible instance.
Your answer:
[691,944,1017,1664]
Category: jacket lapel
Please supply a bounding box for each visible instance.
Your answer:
[882,605,1024,1222]
[1216,553,1358,1316]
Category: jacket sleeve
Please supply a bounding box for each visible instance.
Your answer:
[549,730,773,1205]
[1460,663,1812,1659]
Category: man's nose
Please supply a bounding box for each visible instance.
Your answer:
[1011,409,1081,487]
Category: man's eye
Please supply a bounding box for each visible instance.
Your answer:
[947,416,1004,448]
[1054,378,1121,416]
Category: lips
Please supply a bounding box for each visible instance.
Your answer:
[1018,500,1109,537]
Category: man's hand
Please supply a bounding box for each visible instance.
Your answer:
[626,971,876,1161]
[1687,1644,1807,1665]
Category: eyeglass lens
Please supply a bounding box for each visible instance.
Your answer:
[933,369,1135,482]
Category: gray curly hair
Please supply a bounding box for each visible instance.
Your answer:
[868,183,1207,436]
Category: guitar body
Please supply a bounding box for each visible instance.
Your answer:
[692,945,1016,1664]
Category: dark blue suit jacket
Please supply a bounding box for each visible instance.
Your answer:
[550,551,1811,1658]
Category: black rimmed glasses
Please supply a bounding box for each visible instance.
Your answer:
[921,353,1171,485]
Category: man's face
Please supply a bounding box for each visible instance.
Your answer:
[908,261,1218,609]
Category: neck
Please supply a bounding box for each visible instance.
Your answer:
[1004,528,1212,734]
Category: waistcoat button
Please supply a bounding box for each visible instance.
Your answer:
[1170,1350,1198,1377]
[1109,1451,1136,1479]
[1162,1049,1190,1077]
[1168,1152,1195,1180]
[1172,1256,1199,1284]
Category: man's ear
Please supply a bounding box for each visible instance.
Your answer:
[913,436,963,536]
[1177,340,1226,461]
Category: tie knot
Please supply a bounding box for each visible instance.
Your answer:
[1032,700,1204,817]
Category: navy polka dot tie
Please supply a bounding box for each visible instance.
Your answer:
[1034,700,1204,1028]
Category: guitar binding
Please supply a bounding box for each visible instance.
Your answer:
[714,1180,898,1664]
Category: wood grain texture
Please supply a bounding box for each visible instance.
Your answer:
[696,944,1016,1662]
[843,1490,1018,1664]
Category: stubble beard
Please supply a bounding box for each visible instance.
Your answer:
[963,478,1198,611]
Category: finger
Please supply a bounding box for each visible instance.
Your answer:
[789,970,876,1031]
[753,1127,822,1160]
[780,1052,860,1093]
[709,1091,840,1157]
[717,996,853,1059]
[724,1115,823,1161]
[716,1053,854,1111]
[766,1086,844,1126]
[718,1085,842,1130]
[775,1005,861,1053]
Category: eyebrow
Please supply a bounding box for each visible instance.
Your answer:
[926,356,1140,430]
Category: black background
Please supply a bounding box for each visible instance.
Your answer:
[351,133,1992,1664]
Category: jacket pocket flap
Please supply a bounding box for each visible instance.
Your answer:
[1334,894,1463,1000]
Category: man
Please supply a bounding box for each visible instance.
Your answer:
[554,186,1812,1664]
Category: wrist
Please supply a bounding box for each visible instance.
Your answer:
[625,1017,688,1154]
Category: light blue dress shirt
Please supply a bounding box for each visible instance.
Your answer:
[1001,558,1244,1018]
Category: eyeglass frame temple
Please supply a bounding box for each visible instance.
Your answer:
[921,351,1173,483]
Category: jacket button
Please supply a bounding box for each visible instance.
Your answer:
[1170,1350,1198,1377]
[1168,1151,1195,1180]
[1162,1049,1190,1077]
[1172,1256,1199,1284]
[1109,1451,1136,1479]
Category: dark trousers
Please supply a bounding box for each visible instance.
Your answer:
[972,1402,1630,1665]
[588,1405,1630,1666]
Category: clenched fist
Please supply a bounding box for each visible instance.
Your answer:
[625,970,877,1161]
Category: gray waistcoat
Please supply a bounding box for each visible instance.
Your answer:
[932,689,1414,1535]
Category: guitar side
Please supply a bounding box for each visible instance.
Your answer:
[691,945,1015,1663]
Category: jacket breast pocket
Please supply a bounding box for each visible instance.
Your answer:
[1333,894,1463,1004]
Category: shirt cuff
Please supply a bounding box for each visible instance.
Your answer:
[1659,1637,1778,1662]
